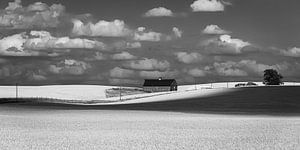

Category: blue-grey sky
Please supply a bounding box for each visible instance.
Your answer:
[0,0,299,85]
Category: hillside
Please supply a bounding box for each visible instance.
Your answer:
[97,86,300,114]
[2,85,300,114]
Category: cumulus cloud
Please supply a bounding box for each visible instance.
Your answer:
[109,67,135,78]
[26,31,107,50]
[72,19,131,37]
[219,35,250,51]
[202,34,251,54]
[5,0,22,11]
[144,7,174,17]
[174,52,203,64]
[112,41,142,49]
[0,0,65,29]
[202,25,230,34]
[133,27,179,41]
[123,58,170,71]
[191,0,229,12]
[49,59,91,75]
[0,31,107,56]
[280,47,300,57]
[134,27,162,42]
[111,52,137,60]
[173,27,183,38]
[86,51,137,61]
[0,33,28,56]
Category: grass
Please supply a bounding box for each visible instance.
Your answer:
[105,87,146,98]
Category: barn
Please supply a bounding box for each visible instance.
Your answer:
[143,78,178,93]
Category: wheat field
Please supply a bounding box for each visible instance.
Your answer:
[0,106,299,150]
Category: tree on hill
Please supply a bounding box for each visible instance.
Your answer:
[263,69,283,85]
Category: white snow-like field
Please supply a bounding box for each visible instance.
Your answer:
[0,107,299,150]
[0,85,114,100]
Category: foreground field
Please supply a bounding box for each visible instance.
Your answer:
[1,85,300,149]
[0,106,299,150]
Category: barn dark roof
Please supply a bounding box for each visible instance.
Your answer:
[143,79,177,86]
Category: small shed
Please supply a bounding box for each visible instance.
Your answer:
[143,78,177,93]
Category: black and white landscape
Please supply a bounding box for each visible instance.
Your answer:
[0,0,300,149]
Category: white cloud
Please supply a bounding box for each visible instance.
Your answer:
[202,34,251,54]
[0,31,107,56]
[0,33,27,56]
[86,51,137,61]
[49,59,91,75]
[112,41,141,49]
[72,19,131,37]
[219,35,250,50]
[111,52,137,60]
[133,27,180,42]
[187,68,206,77]
[5,0,22,11]
[123,58,170,71]
[137,27,146,32]
[144,7,174,17]
[27,2,49,11]
[174,52,203,64]
[191,0,228,12]
[26,31,107,50]
[280,47,300,57]
[202,24,230,34]
[126,42,142,49]
[173,27,183,38]
[134,27,162,42]
[109,67,135,78]
[0,0,65,29]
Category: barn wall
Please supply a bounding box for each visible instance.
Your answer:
[143,86,171,93]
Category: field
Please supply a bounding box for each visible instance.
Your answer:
[0,106,299,150]
[1,83,300,149]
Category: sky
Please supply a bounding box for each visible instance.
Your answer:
[0,0,300,86]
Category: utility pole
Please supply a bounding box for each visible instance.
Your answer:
[194,78,197,90]
[15,83,18,100]
[119,85,122,101]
